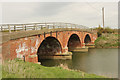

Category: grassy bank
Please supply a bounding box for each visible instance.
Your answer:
[0,65,2,79]
[2,59,104,78]
[95,33,120,48]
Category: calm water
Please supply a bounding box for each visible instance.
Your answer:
[40,49,118,78]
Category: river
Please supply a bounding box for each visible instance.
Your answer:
[39,49,118,78]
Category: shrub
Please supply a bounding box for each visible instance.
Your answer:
[95,25,114,37]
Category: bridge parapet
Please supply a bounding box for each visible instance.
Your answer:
[0,22,96,33]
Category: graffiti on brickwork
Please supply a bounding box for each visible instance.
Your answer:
[93,36,96,40]
[16,42,28,58]
[31,39,39,53]
[31,47,37,53]
[25,37,28,40]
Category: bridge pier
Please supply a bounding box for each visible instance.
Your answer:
[68,43,88,52]
[85,41,95,48]
[68,47,88,52]
[85,44,95,48]
[38,52,72,60]
[38,47,72,60]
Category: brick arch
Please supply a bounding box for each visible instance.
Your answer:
[37,36,63,60]
[66,32,82,46]
[83,33,92,43]
[66,33,83,51]
[38,34,63,48]
[67,33,82,46]
[36,35,63,53]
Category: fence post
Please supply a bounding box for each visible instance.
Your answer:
[71,24,73,29]
[1,25,2,31]
[25,25,26,31]
[45,23,47,29]
[22,24,25,31]
[41,25,43,29]
[14,25,16,31]
[35,24,37,30]
[53,23,55,29]
[48,25,49,29]
[8,25,11,33]
[34,24,36,30]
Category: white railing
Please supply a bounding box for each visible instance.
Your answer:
[0,22,93,33]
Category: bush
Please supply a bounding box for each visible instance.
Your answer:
[96,26,103,37]
[95,33,119,48]
[104,27,114,33]
[95,26,114,37]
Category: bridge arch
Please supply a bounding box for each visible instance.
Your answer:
[67,34,81,51]
[37,36,62,61]
[84,34,91,44]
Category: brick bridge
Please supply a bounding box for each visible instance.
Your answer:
[0,22,97,63]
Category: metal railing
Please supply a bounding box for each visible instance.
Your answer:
[0,22,93,33]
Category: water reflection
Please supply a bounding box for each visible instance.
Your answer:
[40,49,118,78]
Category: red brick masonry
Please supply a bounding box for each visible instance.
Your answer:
[1,31,97,63]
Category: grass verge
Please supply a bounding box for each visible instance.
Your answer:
[2,59,104,78]
[95,33,120,48]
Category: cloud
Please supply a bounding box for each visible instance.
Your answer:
[118,1,120,29]
[34,2,72,16]
[2,2,118,28]
[0,3,2,24]
[2,2,40,23]
[2,2,72,23]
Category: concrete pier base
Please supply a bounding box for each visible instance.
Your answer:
[69,47,88,52]
[85,44,95,48]
[38,52,72,59]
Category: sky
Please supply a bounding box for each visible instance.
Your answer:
[0,1,119,28]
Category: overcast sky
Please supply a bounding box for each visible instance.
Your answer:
[1,2,118,28]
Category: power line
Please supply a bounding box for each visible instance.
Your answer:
[85,1,102,16]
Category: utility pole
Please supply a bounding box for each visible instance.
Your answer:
[102,7,105,28]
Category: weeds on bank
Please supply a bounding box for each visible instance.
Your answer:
[2,59,104,78]
[95,33,120,48]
